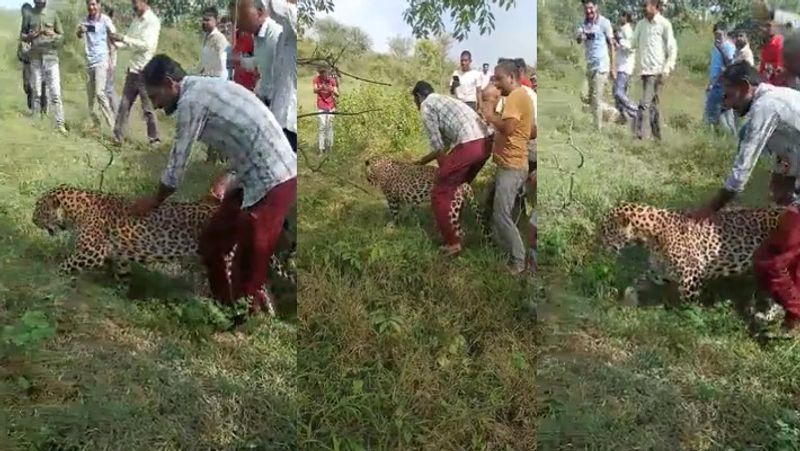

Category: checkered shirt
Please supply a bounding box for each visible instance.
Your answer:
[161,76,297,208]
[420,93,490,154]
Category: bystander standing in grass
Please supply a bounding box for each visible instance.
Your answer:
[102,4,119,113]
[689,62,800,337]
[226,0,258,92]
[313,66,338,154]
[481,61,533,275]
[130,55,297,316]
[18,2,47,116]
[76,0,116,130]
[759,21,786,86]
[782,30,800,90]
[21,0,66,133]
[109,0,161,146]
[576,0,615,131]
[411,80,492,257]
[198,6,230,79]
[449,50,482,111]
[733,30,754,66]
[631,0,677,141]
[613,10,637,124]
[704,22,735,135]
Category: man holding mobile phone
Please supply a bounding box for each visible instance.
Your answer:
[20,0,66,133]
[77,0,116,130]
[449,50,482,111]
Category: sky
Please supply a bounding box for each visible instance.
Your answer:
[317,0,537,67]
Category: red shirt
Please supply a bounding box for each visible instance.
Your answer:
[231,28,258,92]
[760,34,786,86]
[313,75,337,111]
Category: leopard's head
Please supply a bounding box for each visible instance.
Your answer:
[364,156,393,186]
[597,203,641,254]
[32,187,70,236]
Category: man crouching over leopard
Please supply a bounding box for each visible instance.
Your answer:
[130,54,297,316]
[689,61,800,337]
[410,80,492,257]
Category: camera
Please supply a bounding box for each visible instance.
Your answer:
[585,32,596,40]
[452,75,460,85]
[86,23,96,33]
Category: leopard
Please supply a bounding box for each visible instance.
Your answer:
[364,156,489,240]
[597,202,784,319]
[32,185,296,290]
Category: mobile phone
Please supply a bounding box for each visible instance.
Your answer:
[86,23,96,33]
[585,32,596,40]
[452,75,460,83]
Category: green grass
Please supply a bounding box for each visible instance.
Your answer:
[296,61,537,448]
[0,10,296,450]
[535,16,800,451]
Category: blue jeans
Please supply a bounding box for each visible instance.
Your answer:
[704,84,735,135]
[613,72,637,120]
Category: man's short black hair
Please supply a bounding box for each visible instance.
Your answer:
[621,10,633,22]
[411,81,434,99]
[142,54,187,86]
[720,61,761,87]
[22,2,32,11]
[644,0,660,6]
[713,22,727,33]
[495,60,518,78]
[203,6,219,18]
[460,50,472,59]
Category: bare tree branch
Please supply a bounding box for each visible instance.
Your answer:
[297,108,383,119]
[297,145,373,195]
[84,142,115,191]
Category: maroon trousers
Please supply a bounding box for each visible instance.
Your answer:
[753,205,800,326]
[431,137,491,246]
[199,178,296,311]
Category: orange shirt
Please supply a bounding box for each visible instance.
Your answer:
[493,86,533,170]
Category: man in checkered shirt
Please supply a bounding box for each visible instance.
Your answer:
[411,81,492,257]
[690,62,800,336]
[130,54,296,316]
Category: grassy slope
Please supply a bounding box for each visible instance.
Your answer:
[535,16,800,451]
[0,11,296,450]
[296,62,537,447]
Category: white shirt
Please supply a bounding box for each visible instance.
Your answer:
[616,22,636,74]
[199,28,229,79]
[631,13,677,76]
[241,17,283,101]
[119,7,160,73]
[480,70,493,89]
[449,68,482,103]
[268,0,297,133]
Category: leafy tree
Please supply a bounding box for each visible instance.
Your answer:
[314,17,373,56]
[301,0,518,41]
[388,36,414,58]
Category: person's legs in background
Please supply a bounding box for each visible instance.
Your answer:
[113,71,138,143]
[317,111,327,154]
[637,75,659,140]
[588,70,607,130]
[43,55,66,132]
[135,73,160,145]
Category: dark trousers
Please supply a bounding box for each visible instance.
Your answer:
[199,178,297,312]
[114,70,159,142]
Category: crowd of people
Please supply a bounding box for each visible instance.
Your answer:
[575,0,800,336]
[16,0,299,316]
[412,52,537,277]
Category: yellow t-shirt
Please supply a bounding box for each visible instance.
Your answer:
[492,86,533,170]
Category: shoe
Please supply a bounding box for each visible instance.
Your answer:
[439,243,462,257]
[780,317,800,338]
[508,262,526,276]
[57,125,68,135]
[149,138,162,148]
